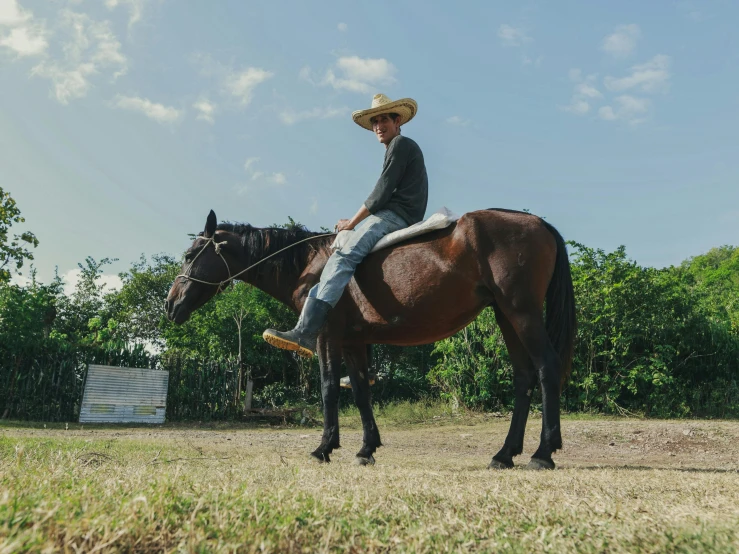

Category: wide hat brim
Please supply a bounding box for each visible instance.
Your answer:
[352,98,418,131]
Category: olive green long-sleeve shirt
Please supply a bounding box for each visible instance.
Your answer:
[364,135,428,225]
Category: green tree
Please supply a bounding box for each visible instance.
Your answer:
[429,309,511,410]
[0,272,62,418]
[109,253,180,349]
[0,187,38,283]
[54,257,119,345]
[677,246,739,331]
[426,242,739,417]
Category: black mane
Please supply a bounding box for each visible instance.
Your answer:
[216,222,332,280]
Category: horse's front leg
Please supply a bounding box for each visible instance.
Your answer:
[311,335,342,463]
[343,344,381,465]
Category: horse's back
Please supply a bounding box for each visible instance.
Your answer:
[357,208,549,257]
[345,209,557,343]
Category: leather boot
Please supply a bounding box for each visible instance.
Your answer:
[262,297,331,358]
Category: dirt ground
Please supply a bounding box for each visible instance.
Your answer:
[4,415,738,471]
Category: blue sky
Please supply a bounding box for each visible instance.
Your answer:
[2,0,738,289]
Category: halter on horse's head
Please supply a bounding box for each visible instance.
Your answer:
[164,210,232,323]
[165,210,333,324]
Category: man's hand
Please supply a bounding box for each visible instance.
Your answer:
[335,219,354,232]
[334,205,371,233]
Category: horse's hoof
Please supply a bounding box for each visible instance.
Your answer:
[525,457,555,470]
[310,452,330,464]
[340,374,378,389]
[488,458,514,470]
[354,455,375,466]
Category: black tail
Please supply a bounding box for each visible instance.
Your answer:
[542,222,577,388]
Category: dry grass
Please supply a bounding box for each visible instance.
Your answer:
[2,413,739,553]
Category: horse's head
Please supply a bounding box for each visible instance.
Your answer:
[165,210,236,324]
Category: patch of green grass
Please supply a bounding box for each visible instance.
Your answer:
[341,399,460,428]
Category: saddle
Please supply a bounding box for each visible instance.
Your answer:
[331,207,459,253]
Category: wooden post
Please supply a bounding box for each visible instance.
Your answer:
[244,380,254,411]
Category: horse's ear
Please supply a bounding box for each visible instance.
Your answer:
[204,210,217,238]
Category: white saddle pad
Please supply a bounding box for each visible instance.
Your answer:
[331,207,459,254]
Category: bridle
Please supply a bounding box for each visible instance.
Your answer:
[176,232,335,292]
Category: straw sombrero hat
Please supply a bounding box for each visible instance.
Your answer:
[352,94,418,131]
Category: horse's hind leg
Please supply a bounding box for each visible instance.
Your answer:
[312,337,342,463]
[504,307,563,469]
[489,305,537,469]
[342,344,381,465]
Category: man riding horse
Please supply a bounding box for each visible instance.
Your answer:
[166,92,575,469]
[262,94,428,358]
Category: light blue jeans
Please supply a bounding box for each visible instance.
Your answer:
[309,209,408,307]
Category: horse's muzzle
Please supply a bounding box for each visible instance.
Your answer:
[164,299,178,322]
[164,299,190,324]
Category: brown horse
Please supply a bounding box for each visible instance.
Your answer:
[165,208,576,469]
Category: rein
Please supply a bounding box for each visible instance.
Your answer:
[176,232,335,291]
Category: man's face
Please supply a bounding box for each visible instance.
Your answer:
[370,113,401,145]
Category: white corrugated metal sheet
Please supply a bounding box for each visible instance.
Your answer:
[79,365,169,424]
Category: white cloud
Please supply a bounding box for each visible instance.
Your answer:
[574,82,602,99]
[598,106,616,120]
[191,54,274,111]
[32,63,96,103]
[112,94,182,123]
[337,22,347,32]
[618,94,649,112]
[562,42,669,124]
[0,0,48,57]
[446,115,470,126]
[270,173,286,185]
[323,69,373,93]
[31,10,127,104]
[498,25,540,67]
[298,65,312,82]
[223,67,273,106]
[598,95,650,125]
[561,98,591,115]
[604,54,671,93]
[193,97,216,123]
[337,56,394,83]
[560,70,602,115]
[239,157,287,192]
[310,198,318,215]
[498,24,531,47]
[0,0,30,26]
[9,273,32,287]
[105,0,148,29]
[62,268,122,296]
[601,24,640,58]
[190,51,221,77]
[279,105,348,125]
[307,56,396,94]
[244,157,259,172]
[0,24,47,56]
